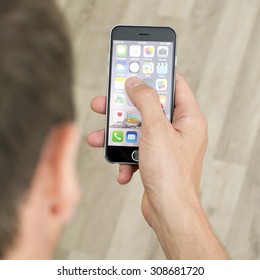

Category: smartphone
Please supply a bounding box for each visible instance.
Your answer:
[105,25,177,164]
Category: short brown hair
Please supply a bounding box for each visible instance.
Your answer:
[0,0,74,258]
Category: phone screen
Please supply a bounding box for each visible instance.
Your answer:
[108,40,174,147]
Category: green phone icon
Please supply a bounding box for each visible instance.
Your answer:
[112,131,123,142]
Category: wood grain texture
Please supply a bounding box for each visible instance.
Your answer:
[54,0,260,259]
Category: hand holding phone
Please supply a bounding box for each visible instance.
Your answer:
[88,74,217,259]
[105,25,177,164]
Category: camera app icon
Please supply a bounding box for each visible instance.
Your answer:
[157,46,169,58]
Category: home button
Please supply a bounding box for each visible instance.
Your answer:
[131,150,139,162]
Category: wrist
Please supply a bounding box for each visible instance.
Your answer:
[151,190,228,259]
[152,189,200,237]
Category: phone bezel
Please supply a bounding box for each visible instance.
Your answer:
[105,25,177,164]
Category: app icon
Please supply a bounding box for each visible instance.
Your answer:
[127,110,141,126]
[129,62,140,73]
[143,78,153,87]
[114,77,126,89]
[116,45,127,57]
[143,46,155,57]
[126,131,138,143]
[156,79,167,91]
[156,62,168,74]
[113,110,125,122]
[157,46,169,58]
[130,45,141,57]
[112,130,123,142]
[159,95,167,108]
[114,94,125,105]
[143,62,154,74]
[115,61,127,73]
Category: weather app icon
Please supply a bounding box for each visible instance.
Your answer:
[115,61,127,73]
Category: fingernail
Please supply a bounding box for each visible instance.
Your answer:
[126,77,144,89]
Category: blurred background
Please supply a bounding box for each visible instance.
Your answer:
[54,0,260,259]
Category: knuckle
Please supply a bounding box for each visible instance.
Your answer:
[138,85,157,97]
[189,115,208,139]
[197,118,208,141]
[199,117,208,133]
[176,73,188,84]
[134,85,159,106]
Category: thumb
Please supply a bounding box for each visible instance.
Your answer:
[125,77,165,126]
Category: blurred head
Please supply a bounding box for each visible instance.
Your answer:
[0,0,80,259]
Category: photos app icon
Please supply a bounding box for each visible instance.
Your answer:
[143,46,155,57]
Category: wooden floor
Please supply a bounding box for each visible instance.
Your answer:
[54,0,260,259]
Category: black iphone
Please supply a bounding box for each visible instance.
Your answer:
[105,25,177,164]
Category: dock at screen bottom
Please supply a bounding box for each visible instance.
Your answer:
[108,128,140,146]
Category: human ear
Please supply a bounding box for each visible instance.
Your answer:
[37,123,81,224]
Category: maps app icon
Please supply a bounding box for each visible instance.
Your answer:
[157,46,168,58]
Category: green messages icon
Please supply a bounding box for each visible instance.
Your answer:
[116,45,127,57]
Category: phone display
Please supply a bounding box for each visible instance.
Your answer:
[105,26,176,164]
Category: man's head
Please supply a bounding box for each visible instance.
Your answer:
[0,0,80,259]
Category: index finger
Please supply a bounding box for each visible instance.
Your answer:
[90,96,106,114]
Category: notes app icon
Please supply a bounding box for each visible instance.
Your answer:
[114,77,126,89]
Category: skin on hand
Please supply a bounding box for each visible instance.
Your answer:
[87,74,206,189]
[87,74,228,259]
